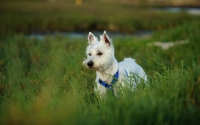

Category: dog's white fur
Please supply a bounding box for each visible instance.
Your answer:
[83,31,147,97]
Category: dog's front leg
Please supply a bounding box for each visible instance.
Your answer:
[95,77,107,98]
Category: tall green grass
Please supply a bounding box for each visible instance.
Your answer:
[0,20,200,124]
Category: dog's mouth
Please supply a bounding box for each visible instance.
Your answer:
[87,64,98,70]
[88,66,93,68]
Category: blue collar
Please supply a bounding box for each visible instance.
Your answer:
[98,69,119,90]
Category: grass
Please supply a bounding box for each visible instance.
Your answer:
[0,0,200,124]
[1,0,199,37]
[0,18,200,124]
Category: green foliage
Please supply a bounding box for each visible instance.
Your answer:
[0,19,200,124]
[0,1,200,124]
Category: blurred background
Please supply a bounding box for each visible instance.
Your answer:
[1,0,200,37]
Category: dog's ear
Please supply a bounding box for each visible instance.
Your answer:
[101,31,111,46]
[88,32,97,45]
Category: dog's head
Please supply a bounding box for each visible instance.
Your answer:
[83,31,115,72]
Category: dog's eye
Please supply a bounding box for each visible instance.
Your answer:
[97,52,103,56]
[89,53,91,56]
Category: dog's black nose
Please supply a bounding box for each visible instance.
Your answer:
[87,61,94,68]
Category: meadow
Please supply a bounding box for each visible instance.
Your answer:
[1,0,199,36]
[0,1,200,125]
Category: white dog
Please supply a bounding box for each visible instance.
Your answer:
[83,31,147,97]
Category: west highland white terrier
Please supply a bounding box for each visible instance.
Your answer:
[83,31,147,97]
